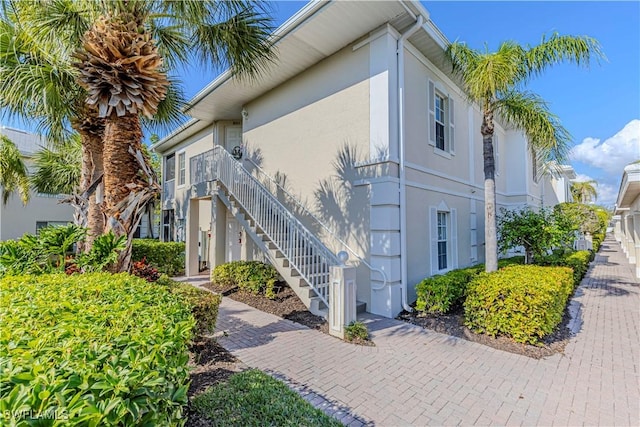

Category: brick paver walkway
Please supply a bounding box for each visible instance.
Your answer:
[207,237,639,425]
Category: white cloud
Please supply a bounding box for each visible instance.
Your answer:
[570,119,640,175]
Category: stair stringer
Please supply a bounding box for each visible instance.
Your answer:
[216,187,328,318]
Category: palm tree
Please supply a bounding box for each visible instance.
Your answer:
[1,1,186,255]
[570,180,598,204]
[0,135,29,205]
[1,2,105,246]
[446,34,603,272]
[71,1,274,270]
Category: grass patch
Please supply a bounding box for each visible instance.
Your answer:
[191,370,342,426]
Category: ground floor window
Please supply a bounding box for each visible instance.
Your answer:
[162,209,175,242]
[36,221,70,234]
[437,211,448,270]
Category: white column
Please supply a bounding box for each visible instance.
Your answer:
[633,213,640,278]
[329,261,357,340]
[185,199,200,277]
[626,215,636,264]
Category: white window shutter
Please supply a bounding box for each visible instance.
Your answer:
[430,207,438,274]
[451,208,458,269]
[428,80,436,146]
[448,96,455,153]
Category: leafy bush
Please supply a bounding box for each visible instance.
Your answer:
[0,225,123,277]
[212,261,279,299]
[131,239,185,276]
[156,275,222,335]
[537,250,591,287]
[131,257,161,282]
[0,273,195,425]
[344,321,369,342]
[191,370,342,427]
[464,265,574,344]
[415,269,476,314]
[414,257,524,314]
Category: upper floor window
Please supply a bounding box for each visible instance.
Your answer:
[532,151,539,183]
[435,95,446,151]
[165,153,175,181]
[178,152,186,186]
[428,80,455,154]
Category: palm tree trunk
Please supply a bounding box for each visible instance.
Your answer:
[103,112,159,272]
[481,111,498,272]
[82,131,105,249]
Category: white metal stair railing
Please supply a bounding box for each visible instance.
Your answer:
[210,146,338,307]
[245,157,388,289]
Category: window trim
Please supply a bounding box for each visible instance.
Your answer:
[165,153,176,182]
[428,78,455,156]
[177,151,186,187]
[437,211,448,271]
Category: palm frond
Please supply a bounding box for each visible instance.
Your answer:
[525,33,605,78]
[0,135,30,205]
[30,134,82,195]
[141,79,188,134]
[495,90,571,164]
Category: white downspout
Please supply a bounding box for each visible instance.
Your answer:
[398,14,424,313]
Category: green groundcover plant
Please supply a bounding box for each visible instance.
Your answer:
[191,370,342,427]
[0,273,195,426]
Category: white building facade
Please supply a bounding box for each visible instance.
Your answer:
[153,0,570,318]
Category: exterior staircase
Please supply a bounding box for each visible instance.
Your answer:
[206,146,338,317]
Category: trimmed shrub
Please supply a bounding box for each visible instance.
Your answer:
[131,239,185,276]
[212,261,279,299]
[157,275,222,335]
[464,265,574,344]
[415,269,476,314]
[0,273,195,425]
[414,257,524,314]
[536,250,591,287]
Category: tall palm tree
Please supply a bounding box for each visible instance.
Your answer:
[1,2,105,246]
[570,180,598,204]
[446,34,603,272]
[72,1,275,270]
[1,1,186,252]
[0,135,29,205]
[30,134,82,196]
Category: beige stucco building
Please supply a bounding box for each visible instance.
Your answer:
[0,126,75,241]
[153,0,572,318]
[613,162,640,278]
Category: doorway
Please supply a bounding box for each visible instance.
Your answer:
[226,216,242,262]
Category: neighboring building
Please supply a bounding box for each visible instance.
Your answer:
[152,0,566,317]
[542,163,576,206]
[612,162,640,278]
[0,126,75,241]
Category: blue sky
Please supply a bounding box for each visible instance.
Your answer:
[3,1,638,206]
[174,1,640,207]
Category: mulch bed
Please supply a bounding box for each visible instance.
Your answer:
[203,282,329,334]
[185,337,242,427]
[397,303,573,359]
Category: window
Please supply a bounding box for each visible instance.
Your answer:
[165,154,175,182]
[435,95,446,151]
[178,152,186,186]
[163,209,175,242]
[437,212,448,270]
[532,151,539,183]
[428,80,455,154]
[36,221,70,234]
[431,204,457,274]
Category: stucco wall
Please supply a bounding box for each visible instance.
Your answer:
[0,192,74,241]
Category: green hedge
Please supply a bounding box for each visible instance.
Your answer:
[132,239,185,276]
[158,275,222,335]
[414,257,524,314]
[0,273,194,426]
[464,265,574,344]
[536,250,591,287]
[212,261,279,299]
